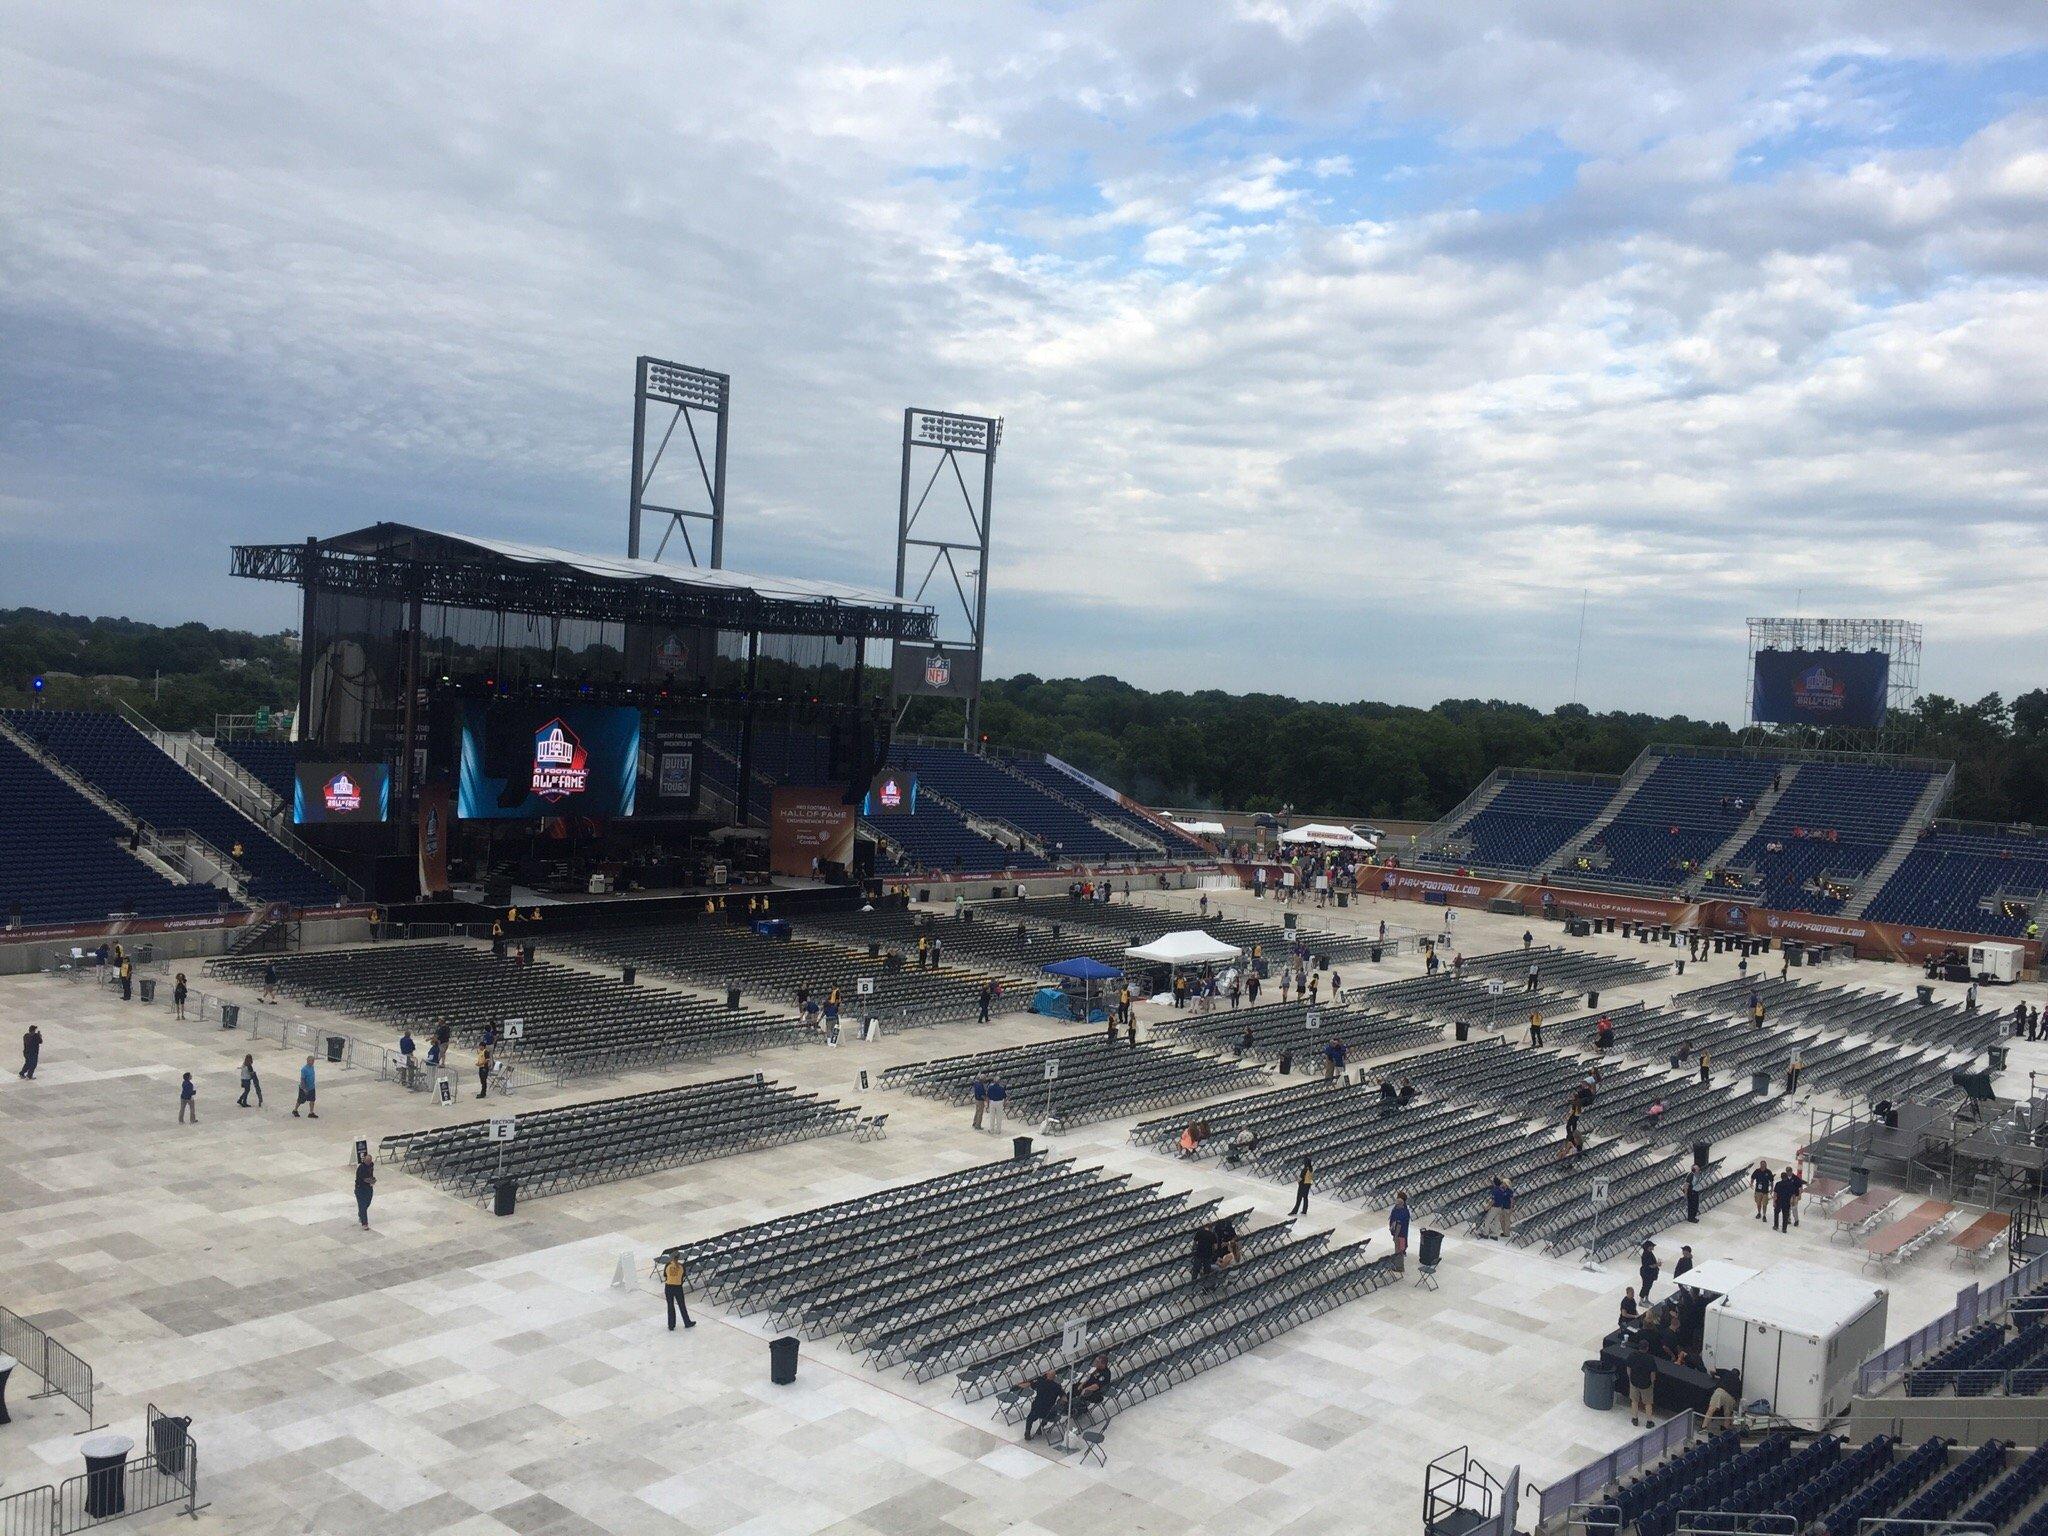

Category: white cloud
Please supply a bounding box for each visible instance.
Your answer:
[2,0,2046,714]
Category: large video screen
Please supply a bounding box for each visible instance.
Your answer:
[1752,649,1889,730]
[458,702,640,819]
[293,762,391,824]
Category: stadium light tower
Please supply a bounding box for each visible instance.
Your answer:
[893,407,1001,743]
[628,356,728,567]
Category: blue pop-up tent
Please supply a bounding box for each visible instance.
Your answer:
[1036,955,1123,1022]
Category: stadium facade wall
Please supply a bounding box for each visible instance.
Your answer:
[1257,863,2039,970]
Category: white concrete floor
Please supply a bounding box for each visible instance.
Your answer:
[0,891,2033,1536]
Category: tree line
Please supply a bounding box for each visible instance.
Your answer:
[5,607,2044,827]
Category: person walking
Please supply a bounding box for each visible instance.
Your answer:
[1290,1157,1313,1216]
[476,1044,493,1099]
[1750,1160,1773,1220]
[261,960,279,1004]
[1673,1244,1694,1283]
[1527,1010,1545,1048]
[1785,1053,1804,1096]
[1684,1167,1700,1222]
[1489,1176,1515,1239]
[987,1076,1007,1134]
[1698,1048,1711,1086]
[978,982,993,1024]
[354,1152,376,1228]
[178,1071,197,1124]
[19,1024,41,1079]
[1638,1239,1660,1302]
[294,1055,318,1118]
[172,973,189,1019]
[1785,1165,1806,1227]
[1389,1191,1411,1271]
[662,1253,696,1329]
[1771,1168,1796,1232]
[1525,962,1540,994]
[238,1053,263,1107]
[971,1074,988,1131]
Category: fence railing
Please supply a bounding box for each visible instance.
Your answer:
[1857,1250,2048,1395]
[0,1305,95,1428]
[1537,1410,1698,1526]
[40,1406,198,1532]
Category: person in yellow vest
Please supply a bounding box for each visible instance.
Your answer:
[662,1254,695,1330]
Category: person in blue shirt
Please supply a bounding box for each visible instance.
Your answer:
[986,1076,1008,1134]
[970,1075,988,1131]
[1322,1038,1347,1082]
[294,1056,319,1118]
[178,1071,197,1124]
[397,1030,416,1083]
[1389,1192,1412,1269]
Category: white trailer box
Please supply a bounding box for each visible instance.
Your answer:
[1971,942,2024,984]
[1701,1261,1888,1427]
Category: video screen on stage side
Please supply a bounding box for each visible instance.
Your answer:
[862,765,918,816]
[1751,649,1890,730]
[458,702,640,819]
[293,762,391,824]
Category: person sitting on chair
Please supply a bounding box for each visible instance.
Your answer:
[1223,1127,1259,1167]
[1210,1218,1243,1275]
[1020,1369,1066,1441]
[1072,1354,1113,1417]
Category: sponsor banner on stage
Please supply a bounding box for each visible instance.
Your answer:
[1752,648,1889,730]
[457,702,640,819]
[647,726,701,813]
[293,761,391,824]
[891,643,979,700]
[768,787,856,876]
[417,780,452,895]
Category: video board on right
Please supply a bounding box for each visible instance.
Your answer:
[1751,648,1890,730]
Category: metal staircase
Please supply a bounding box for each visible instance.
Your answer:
[1681,764,1800,896]
[1535,754,1662,876]
[1841,765,1957,919]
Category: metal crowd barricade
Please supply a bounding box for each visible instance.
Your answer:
[0,1486,55,1536]
[1537,1410,1698,1528]
[0,1306,96,1429]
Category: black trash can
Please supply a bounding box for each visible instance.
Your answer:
[770,1335,800,1385]
[139,978,157,1003]
[1336,892,1349,909]
[1586,990,1600,1009]
[1992,1045,2010,1072]
[1751,1070,1771,1096]
[622,964,637,987]
[1849,1165,1870,1197]
[1454,1021,1470,1042]
[1675,958,1686,975]
[1012,1135,1033,1161]
[1582,1360,1617,1410]
[1370,945,1383,963]
[520,942,535,964]
[1692,1140,1711,1171]
[868,941,880,958]
[219,1002,239,1029]
[726,984,742,1010]
[326,1035,346,1063]
[493,1176,518,1216]
[151,1414,191,1476]
[1917,985,1935,1005]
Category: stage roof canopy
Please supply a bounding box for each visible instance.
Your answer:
[233,521,936,641]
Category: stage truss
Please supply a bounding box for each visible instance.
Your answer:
[1744,616,1923,752]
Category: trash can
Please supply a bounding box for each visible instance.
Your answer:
[1675,959,1685,975]
[1586,990,1600,1009]
[868,941,880,958]
[770,1335,800,1385]
[1336,892,1349,908]
[1991,1045,2010,1072]
[1849,1166,1870,1197]
[1370,945,1383,963]
[326,1034,346,1063]
[726,984,742,1011]
[139,978,156,1003]
[622,964,637,987]
[219,1002,239,1029]
[1012,1135,1033,1161]
[1454,1021,1470,1042]
[1751,1070,1771,1096]
[150,1413,191,1476]
[1582,1360,1617,1410]
[1917,985,1935,1005]
[493,1176,518,1216]
[917,888,931,904]
[520,941,535,964]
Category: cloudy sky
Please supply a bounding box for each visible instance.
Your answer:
[4,2,2046,717]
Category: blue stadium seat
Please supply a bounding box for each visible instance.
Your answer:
[0,735,227,925]
[5,711,339,908]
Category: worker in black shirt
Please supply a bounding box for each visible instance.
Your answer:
[1020,1368,1066,1441]
[1625,1338,1658,1426]
[1072,1354,1113,1416]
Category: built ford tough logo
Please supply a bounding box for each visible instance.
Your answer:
[322,772,362,814]
[531,719,590,802]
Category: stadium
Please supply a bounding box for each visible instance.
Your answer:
[7,12,2048,1536]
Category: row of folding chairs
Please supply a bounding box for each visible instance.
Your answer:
[806,906,1132,979]
[1147,997,1442,1064]
[1455,943,1673,989]
[1676,974,2002,1052]
[999,893,1378,964]
[379,1077,858,1203]
[882,1035,1267,1128]
[1585,1163,1746,1261]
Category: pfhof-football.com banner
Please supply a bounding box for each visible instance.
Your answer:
[891,643,980,700]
